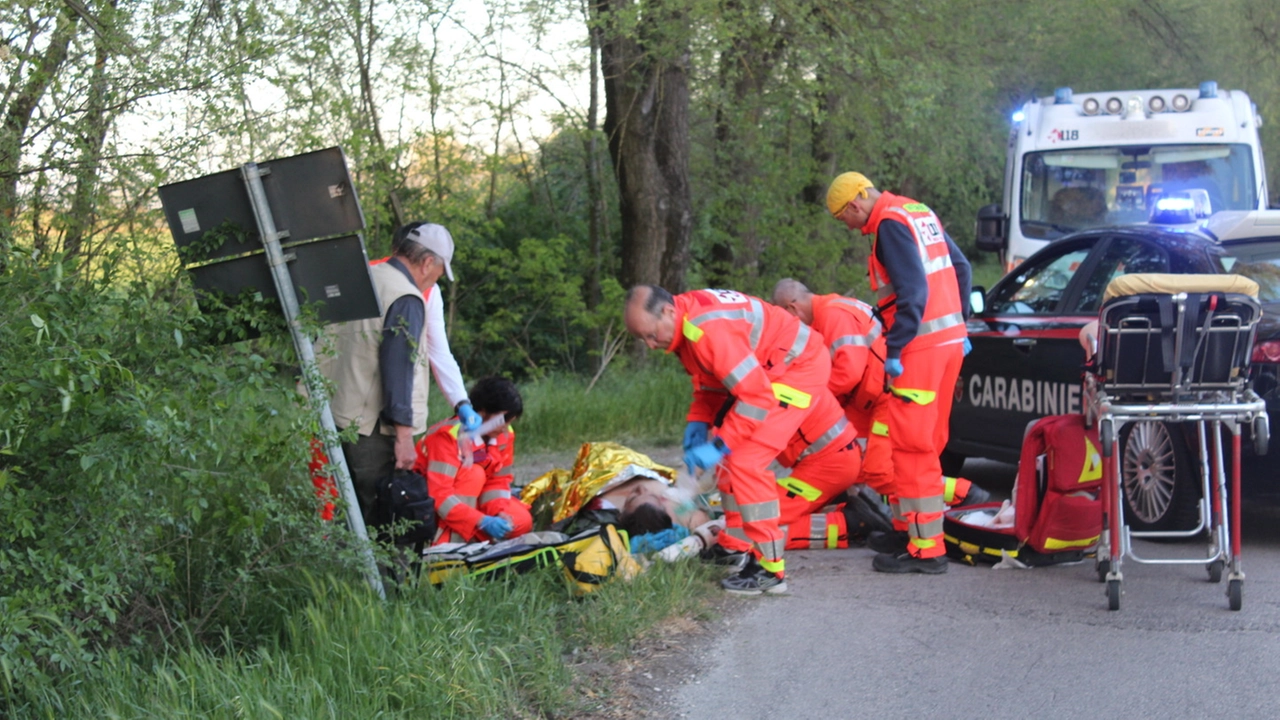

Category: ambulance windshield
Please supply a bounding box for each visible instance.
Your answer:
[1020,144,1257,239]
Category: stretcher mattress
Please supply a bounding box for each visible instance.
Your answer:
[1103,273,1259,302]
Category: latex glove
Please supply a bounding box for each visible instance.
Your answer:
[477,514,513,540]
[884,357,904,378]
[457,401,482,433]
[682,421,710,451]
[684,439,730,474]
[962,337,973,357]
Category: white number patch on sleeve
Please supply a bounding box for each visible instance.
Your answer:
[706,288,748,304]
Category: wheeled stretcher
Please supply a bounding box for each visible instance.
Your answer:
[1083,273,1270,611]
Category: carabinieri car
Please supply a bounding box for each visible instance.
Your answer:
[947,210,1279,531]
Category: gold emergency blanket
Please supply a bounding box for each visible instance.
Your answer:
[1104,273,1259,302]
[520,442,676,523]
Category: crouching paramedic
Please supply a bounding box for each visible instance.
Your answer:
[414,376,532,544]
[826,172,972,574]
[771,279,987,549]
[624,285,831,595]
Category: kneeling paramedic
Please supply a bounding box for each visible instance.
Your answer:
[415,376,532,544]
[624,285,831,595]
[825,172,973,574]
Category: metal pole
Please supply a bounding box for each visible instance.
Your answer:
[241,162,386,600]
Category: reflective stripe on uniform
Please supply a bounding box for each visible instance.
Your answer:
[922,253,954,275]
[917,311,965,337]
[898,496,946,514]
[688,299,765,350]
[739,499,780,523]
[733,399,770,422]
[479,489,511,505]
[943,476,959,504]
[827,519,840,549]
[683,318,704,342]
[830,334,870,351]
[726,526,750,542]
[723,355,761,392]
[428,461,458,478]
[784,323,810,365]
[796,416,849,461]
[721,493,740,513]
[808,515,827,549]
[876,284,895,300]
[872,420,890,437]
[758,544,786,565]
[888,386,937,405]
[437,494,477,517]
[910,536,939,550]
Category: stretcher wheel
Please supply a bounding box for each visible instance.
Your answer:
[1100,422,1114,457]
[1095,558,1110,582]
[1228,579,1243,611]
[1207,560,1223,584]
[1107,579,1122,611]
[1254,415,1269,457]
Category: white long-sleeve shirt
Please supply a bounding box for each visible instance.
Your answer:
[425,285,468,409]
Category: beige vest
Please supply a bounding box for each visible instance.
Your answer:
[317,261,430,436]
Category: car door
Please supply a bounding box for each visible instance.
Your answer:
[949,236,1101,463]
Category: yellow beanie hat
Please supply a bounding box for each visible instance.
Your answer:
[825,172,875,216]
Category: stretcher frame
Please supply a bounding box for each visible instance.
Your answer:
[1083,284,1269,611]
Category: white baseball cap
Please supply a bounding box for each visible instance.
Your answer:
[405,223,455,282]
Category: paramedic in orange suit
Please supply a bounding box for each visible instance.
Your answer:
[624,284,832,595]
[771,279,988,537]
[825,172,973,574]
[415,376,532,544]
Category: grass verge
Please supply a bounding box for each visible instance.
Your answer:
[11,560,720,719]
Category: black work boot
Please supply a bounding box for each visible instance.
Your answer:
[872,551,949,574]
[955,483,992,508]
[867,530,909,554]
[843,486,896,545]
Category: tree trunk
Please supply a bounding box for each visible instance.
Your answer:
[63,0,120,262]
[0,8,79,250]
[595,0,693,292]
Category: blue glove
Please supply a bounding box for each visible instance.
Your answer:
[685,439,730,474]
[457,401,482,433]
[477,514,513,540]
[884,357,904,378]
[962,337,973,357]
[682,421,710,451]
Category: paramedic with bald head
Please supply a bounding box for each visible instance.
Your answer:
[623,284,832,596]
[824,172,972,574]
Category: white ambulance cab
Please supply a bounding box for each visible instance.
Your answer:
[975,82,1269,272]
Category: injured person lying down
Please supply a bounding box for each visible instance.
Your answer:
[520,442,894,559]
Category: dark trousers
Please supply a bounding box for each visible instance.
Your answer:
[342,430,395,529]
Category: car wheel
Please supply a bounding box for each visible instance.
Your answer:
[1120,421,1198,532]
[940,448,966,477]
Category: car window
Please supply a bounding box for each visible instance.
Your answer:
[1071,236,1169,313]
[1220,240,1280,303]
[987,246,1092,315]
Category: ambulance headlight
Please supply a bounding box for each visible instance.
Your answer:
[1105,97,1123,114]
[1148,95,1166,113]
[1082,98,1100,115]
[1171,94,1191,112]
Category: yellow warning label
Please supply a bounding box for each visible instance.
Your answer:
[1079,437,1102,483]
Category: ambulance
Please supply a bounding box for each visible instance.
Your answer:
[975,82,1269,272]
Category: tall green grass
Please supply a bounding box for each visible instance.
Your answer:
[430,359,690,453]
[13,562,718,719]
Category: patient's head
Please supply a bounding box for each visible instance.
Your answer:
[618,498,674,538]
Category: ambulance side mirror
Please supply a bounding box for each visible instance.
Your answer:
[975,204,1007,253]
[970,287,986,316]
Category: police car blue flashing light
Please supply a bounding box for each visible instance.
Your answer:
[1011,110,1026,123]
[1148,196,1198,225]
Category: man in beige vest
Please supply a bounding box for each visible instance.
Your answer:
[319,223,476,526]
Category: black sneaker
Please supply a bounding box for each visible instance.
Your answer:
[721,564,788,595]
[699,543,748,570]
[867,530,909,554]
[955,484,992,508]
[872,551,949,574]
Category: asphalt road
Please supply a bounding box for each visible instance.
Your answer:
[675,459,1280,720]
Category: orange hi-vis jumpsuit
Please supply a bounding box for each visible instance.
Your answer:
[864,193,968,559]
[772,389,863,550]
[807,294,977,533]
[668,289,832,578]
[415,418,532,544]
